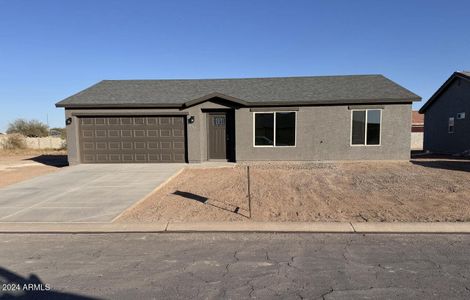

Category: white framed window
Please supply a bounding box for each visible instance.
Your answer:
[350,109,382,146]
[448,117,455,133]
[253,111,296,147]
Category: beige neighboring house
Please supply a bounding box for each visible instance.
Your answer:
[411,111,424,150]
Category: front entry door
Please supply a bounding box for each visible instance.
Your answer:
[208,112,227,160]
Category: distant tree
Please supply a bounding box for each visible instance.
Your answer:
[50,127,67,139]
[6,119,49,137]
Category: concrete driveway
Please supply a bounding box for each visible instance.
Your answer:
[0,164,185,223]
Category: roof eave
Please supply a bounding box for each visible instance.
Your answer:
[56,97,419,109]
[56,103,183,109]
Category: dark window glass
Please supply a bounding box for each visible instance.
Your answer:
[255,113,274,146]
[351,111,366,145]
[275,112,296,146]
[366,110,381,145]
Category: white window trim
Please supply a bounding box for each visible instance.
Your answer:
[350,109,382,147]
[253,111,297,147]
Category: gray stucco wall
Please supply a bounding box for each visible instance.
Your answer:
[64,101,412,164]
[423,78,470,154]
[235,104,411,161]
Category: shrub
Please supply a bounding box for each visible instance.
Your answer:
[7,119,49,137]
[2,134,26,150]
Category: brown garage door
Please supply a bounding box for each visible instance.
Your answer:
[78,116,186,163]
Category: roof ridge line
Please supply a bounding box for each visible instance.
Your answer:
[100,74,385,82]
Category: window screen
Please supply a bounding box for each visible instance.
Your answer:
[275,112,296,146]
[366,110,381,145]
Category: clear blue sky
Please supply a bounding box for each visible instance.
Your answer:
[1,0,469,131]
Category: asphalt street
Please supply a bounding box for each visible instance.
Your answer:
[0,233,469,299]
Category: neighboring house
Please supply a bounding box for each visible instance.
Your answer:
[55,75,420,164]
[419,71,470,154]
[411,111,424,150]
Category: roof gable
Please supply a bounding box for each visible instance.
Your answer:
[419,72,470,113]
[182,92,248,108]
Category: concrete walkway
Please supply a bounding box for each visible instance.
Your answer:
[1,221,470,233]
[0,164,185,223]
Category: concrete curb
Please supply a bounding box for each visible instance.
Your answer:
[351,222,470,233]
[0,223,168,233]
[1,222,470,234]
[166,222,354,232]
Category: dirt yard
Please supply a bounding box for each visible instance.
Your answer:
[117,159,470,223]
[0,149,68,188]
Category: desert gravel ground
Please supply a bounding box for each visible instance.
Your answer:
[118,159,470,223]
[0,150,67,188]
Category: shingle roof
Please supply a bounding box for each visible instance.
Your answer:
[55,75,420,108]
[419,71,470,113]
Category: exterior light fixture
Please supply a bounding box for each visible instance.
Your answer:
[65,117,72,125]
[188,116,195,124]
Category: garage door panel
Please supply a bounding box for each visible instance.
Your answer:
[108,130,120,137]
[108,117,120,125]
[120,117,132,125]
[82,130,94,138]
[121,130,132,137]
[79,116,186,163]
[96,142,107,150]
[134,117,145,125]
[160,129,171,137]
[147,130,158,137]
[174,153,185,162]
[109,154,121,162]
[95,130,107,138]
[109,142,120,150]
[173,129,184,137]
[134,130,146,137]
[173,141,185,150]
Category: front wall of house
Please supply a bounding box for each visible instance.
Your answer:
[65,101,411,164]
[64,101,234,164]
[424,78,470,154]
[235,103,411,161]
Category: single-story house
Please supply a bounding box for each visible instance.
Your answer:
[55,75,420,164]
[419,71,470,154]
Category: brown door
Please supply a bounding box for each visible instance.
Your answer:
[208,113,227,160]
[78,116,186,163]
